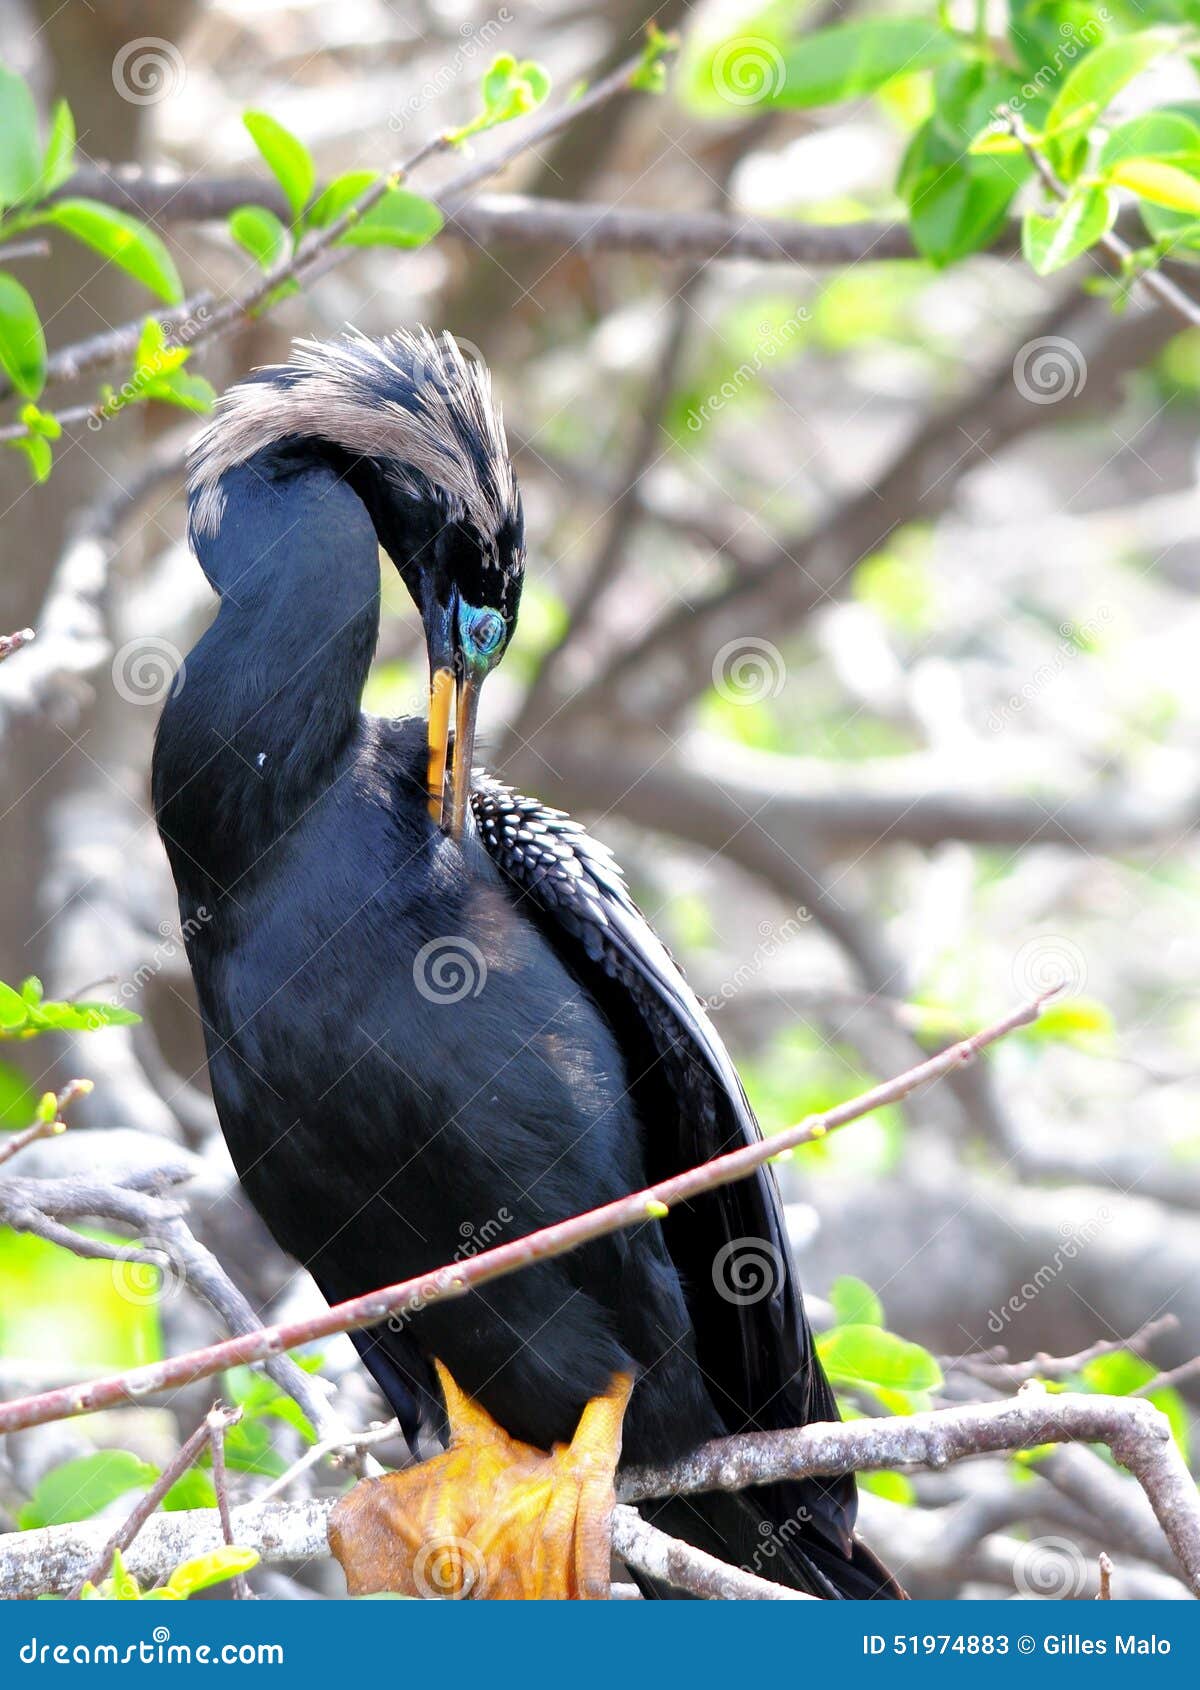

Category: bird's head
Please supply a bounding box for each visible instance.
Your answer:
[187,329,524,840]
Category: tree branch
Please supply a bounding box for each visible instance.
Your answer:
[0,989,1053,1437]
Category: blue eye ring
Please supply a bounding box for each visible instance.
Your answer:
[463,606,506,658]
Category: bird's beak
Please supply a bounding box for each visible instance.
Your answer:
[420,586,481,843]
[422,590,456,828]
[447,668,481,844]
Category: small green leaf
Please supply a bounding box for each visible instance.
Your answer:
[35,200,183,303]
[968,125,1027,157]
[243,112,315,224]
[305,170,377,229]
[1101,112,1200,171]
[18,1450,159,1529]
[906,149,1019,266]
[1109,157,1200,215]
[860,1470,917,1504]
[449,55,552,143]
[335,187,443,250]
[817,1324,944,1395]
[19,404,61,441]
[165,1546,259,1598]
[1023,996,1114,1045]
[228,204,289,271]
[161,1468,218,1511]
[0,67,43,208]
[34,1091,57,1124]
[0,274,46,398]
[772,18,958,110]
[33,99,76,198]
[0,979,30,1029]
[1045,30,1178,176]
[1022,184,1117,274]
[829,1275,884,1328]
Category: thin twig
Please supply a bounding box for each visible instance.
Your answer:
[945,1314,1179,1388]
[0,987,1056,1438]
[1097,1551,1113,1600]
[0,1079,91,1169]
[254,1420,402,1504]
[1002,106,1200,328]
[208,1408,250,1600]
[609,1505,812,1600]
[0,628,34,665]
[69,1406,241,1597]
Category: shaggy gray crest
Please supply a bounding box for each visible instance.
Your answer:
[188,327,517,542]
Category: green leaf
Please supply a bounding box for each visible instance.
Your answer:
[860,1470,917,1504]
[1022,183,1117,273]
[905,144,1019,265]
[1110,156,1200,214]
[306,170,377,229]
[18,1450,158,1529]
[0,1229,163,1373]
[1045,29,1178,175]
[0,67,43,208]
[335,187,443,250]
[34,200,183,303]
[1022,996,1114,1045]
[772,18,958,110]
[829,1275,884,1328]
[228,204,289,271]
[165,1546,259,1598]
[243,112,315,224]
[817,1324,944,1394]
[161,1468,218,1511]
[449,55,552,143]
[33,99,76,198]
[0,274,45,398]
[1101,111,1200,170]
[0,979,30,1029]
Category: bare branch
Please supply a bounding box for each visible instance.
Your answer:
[69,1406,241,1598]
[609,1505,811,1600]
[0,989,1053,1438]
[945,1315,1179,1389]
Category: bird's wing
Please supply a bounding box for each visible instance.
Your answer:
[471,779,851,1536]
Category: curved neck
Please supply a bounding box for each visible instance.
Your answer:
[153,457,385,886]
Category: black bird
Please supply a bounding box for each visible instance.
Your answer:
[152,330,900,1600]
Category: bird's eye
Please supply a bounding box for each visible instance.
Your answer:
[465,607,506,657]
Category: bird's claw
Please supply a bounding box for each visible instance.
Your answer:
[328,1363,633,1600]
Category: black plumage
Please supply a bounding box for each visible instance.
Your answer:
[152,330,899,1599]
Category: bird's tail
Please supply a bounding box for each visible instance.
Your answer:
[630,1482,905,1600]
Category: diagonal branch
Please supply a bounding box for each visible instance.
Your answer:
[0,988,1053,1438]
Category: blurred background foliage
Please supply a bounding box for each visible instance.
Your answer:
[0,0,1199,1597]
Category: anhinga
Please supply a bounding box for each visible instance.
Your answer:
[152,330,900,1600]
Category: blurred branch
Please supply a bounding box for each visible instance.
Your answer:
[608,1505,811,1599]
[0,988,1053,1436]
[0,429,191,740]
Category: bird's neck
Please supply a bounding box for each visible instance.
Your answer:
[153,461,382,888]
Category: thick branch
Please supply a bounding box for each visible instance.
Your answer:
[0,990,1050,1436]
